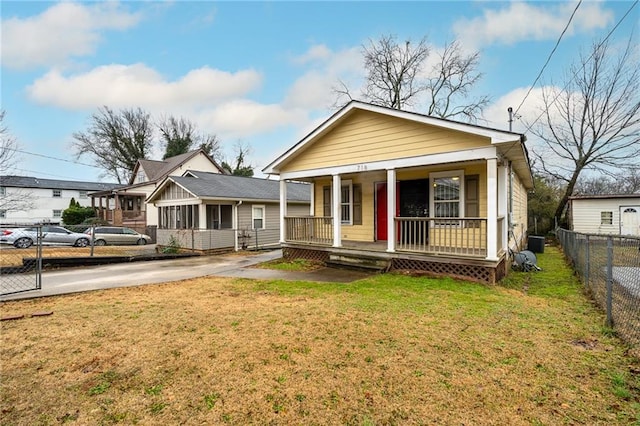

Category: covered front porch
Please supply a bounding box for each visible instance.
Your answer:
[90,190,147,227]
[276,156,512,284]
[282,214,507,283]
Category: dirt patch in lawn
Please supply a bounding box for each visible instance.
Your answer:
[1,248,638,425]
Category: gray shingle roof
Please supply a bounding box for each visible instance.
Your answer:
[133,150,223,184]
[0,175,122,191]
[168,171,310,202]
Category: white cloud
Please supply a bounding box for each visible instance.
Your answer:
[197,100,307,139]
[292,44,333,65]
[453,1,614,50]
[1,1,141,70]
[483,87,544,132]
[285,45,363,109]
[27,64,263,109]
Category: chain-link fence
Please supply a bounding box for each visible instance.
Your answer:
[0,225,43,295]
[1,224,157,295]
[556,228,640,349]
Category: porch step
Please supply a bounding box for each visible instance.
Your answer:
[326,254,390,272]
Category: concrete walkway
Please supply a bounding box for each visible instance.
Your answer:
[0,250,372,301]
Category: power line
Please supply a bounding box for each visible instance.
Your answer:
[513,0,582,116]
[10,167,99,181]
[522,0,638,135]
[6,146,100,169]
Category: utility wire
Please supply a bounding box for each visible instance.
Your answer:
[513,0,582,116]
[10,167,99,181]
[5,146,99,169]
[522,0,638,135]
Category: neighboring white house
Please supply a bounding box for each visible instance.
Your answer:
[146,170,311,251]
[0,176,120,225]
[568,194,640,236]
[90,149,225,231]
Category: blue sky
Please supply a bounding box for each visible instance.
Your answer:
[1,1,637,183]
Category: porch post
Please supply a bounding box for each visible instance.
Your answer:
[309,182,315,215]
[198,203,207,229]
[332,174,342,247]
[486,158,498,261]
[279,179,287,243]
[386,168,396,252]
[497,163,508,253]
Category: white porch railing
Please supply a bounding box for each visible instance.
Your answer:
[285,216,333,245]
[284,216,493,258]
[396,217,487,256]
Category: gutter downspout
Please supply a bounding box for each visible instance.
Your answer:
[234,200,243,251]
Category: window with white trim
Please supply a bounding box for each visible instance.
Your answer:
[136,170,146,184]
[430,171,464,223]
[340,181,353,224]
[252,205,265,229]
[601,211,613,225]
[53,209,62,218]
[79,190,88,199]
[52,189,61,197]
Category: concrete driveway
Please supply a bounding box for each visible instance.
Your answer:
[0,250,372,301]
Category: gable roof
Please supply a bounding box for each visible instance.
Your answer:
[0,175,122,191]
[147,170,310,203]
[129,149,224,185]
[263,100,533,188]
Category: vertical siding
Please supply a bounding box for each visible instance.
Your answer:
[281,110,490,172]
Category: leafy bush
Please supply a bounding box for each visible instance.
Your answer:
[62,206,96,225]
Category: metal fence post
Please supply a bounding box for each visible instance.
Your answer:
[606,236,613,328]
[90,224,95,257]
[36,226,43,290]
[584,234,589,289]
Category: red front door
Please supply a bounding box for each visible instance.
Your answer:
[376,182,399,241]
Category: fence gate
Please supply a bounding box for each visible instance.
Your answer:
[0,225,43,296]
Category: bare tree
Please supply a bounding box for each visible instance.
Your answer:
[363,35,430,110]
[530,37,640,222]
[575,168,640,195]
[221,141,254,177]
[158,116,221,160]
[426,40,490,121]
[73,107,154,184]
[0,110,34,213]
[334,35,489,122]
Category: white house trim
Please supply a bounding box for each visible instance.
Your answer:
[332,174,342,247]
[386,169,396,253]
[486,158,498,261]
[278,146,499,181]
[279,180,287,243]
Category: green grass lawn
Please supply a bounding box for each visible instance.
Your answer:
[1,245,638,425]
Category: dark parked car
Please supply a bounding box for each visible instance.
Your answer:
[84,226,151,246]
[1,226,91,248]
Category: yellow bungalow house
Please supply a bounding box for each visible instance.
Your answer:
[263,101,533,283]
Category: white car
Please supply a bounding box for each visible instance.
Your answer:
[1,226,92,249]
